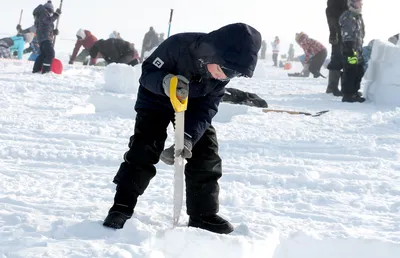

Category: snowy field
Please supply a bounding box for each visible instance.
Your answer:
[0,40,400,258]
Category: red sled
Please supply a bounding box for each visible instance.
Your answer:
[41,58,63,74]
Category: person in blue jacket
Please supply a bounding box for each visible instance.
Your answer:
[23,35,41,61]
[102,23,262,235]
[0,33,34,59]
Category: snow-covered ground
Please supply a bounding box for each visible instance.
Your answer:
[0,40,400,258]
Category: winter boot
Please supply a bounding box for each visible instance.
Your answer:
[326,70,343,96]
[103,188,138,229]
[188,214,234,234]
[342,93,366,103]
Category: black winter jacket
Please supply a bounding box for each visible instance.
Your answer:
[136,23,261,144]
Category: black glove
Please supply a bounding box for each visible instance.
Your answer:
[16,24,22,32]
[53,29,59,36]
[54,8,62,16]
[23,47,33,54]
[329,32,338,45]
[13,51,18,57]
[160,138,193,165]
[162,74,189,101]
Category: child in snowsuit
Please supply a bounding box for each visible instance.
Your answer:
[89,38,140,67]
[69,29,98,65]
[0,33,34,59]
[326,0,348,96]
[295,32,327,78]
[32,1,61,73]
[271,36,280,66]
[339,0,365,103]
[103,23,261,235]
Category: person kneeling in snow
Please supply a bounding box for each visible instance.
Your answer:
[0,33,34,59]
[295,32,327,78]
[89,38,140,67]
[69,29,98,65]
[102,23,261,235]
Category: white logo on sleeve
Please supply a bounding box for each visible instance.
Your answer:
[153,57,164,68]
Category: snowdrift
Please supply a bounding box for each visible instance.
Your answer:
[364,40,400,107]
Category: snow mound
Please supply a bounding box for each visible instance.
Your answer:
[88,92,136,118]
[148,227,279,258]
[364,39,400,107]
[214,103,249,123]
[103,63,140,94]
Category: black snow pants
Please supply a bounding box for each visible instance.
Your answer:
[341,61,365,95]
[309,49,327,76]
[113,109,222,216]
[33,40,55,73]
[272,53,278,66]
[327,43,343,71]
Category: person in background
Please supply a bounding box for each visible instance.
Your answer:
[339,0,365,103]
[271,36,280,66]
[260,40,267,59]
[325,0,348,96]
[288,43,295,61]
[31,1,62,74]
[0,33,34,59]
[89,38,140,67]
[295,32,327,78]
[69,29,98,65]
[109,30,122,40]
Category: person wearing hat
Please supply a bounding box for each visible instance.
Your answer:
[69,29,98,65]
[0,33,34,59]
[102,23,261,235]
[31,1,62,73]
[295,32,327,78]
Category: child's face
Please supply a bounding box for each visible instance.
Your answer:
[353,0,363,9]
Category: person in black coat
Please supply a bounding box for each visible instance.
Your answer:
[89,38,139,66]
[103,23,262,234]
[325,0,348,96]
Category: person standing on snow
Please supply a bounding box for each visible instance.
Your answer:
[325,0,348,96]
[271,36,280,66]
[32,1,61,74]
[102,23,261,235]
[89,38,140,67]
[260,40,267,59]
[295,32,327,78]
[0,33,34,59]
[140,26,159,61]
[339,0,365,103]
[69,29,98,65]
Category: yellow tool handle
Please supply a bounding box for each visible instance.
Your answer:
[169,76,188,112]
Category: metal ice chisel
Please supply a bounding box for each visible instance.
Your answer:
[169,76,188,227]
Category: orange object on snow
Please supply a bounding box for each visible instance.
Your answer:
[51,58,63,74]
[284,62,292,70]
[41,58,63,74]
